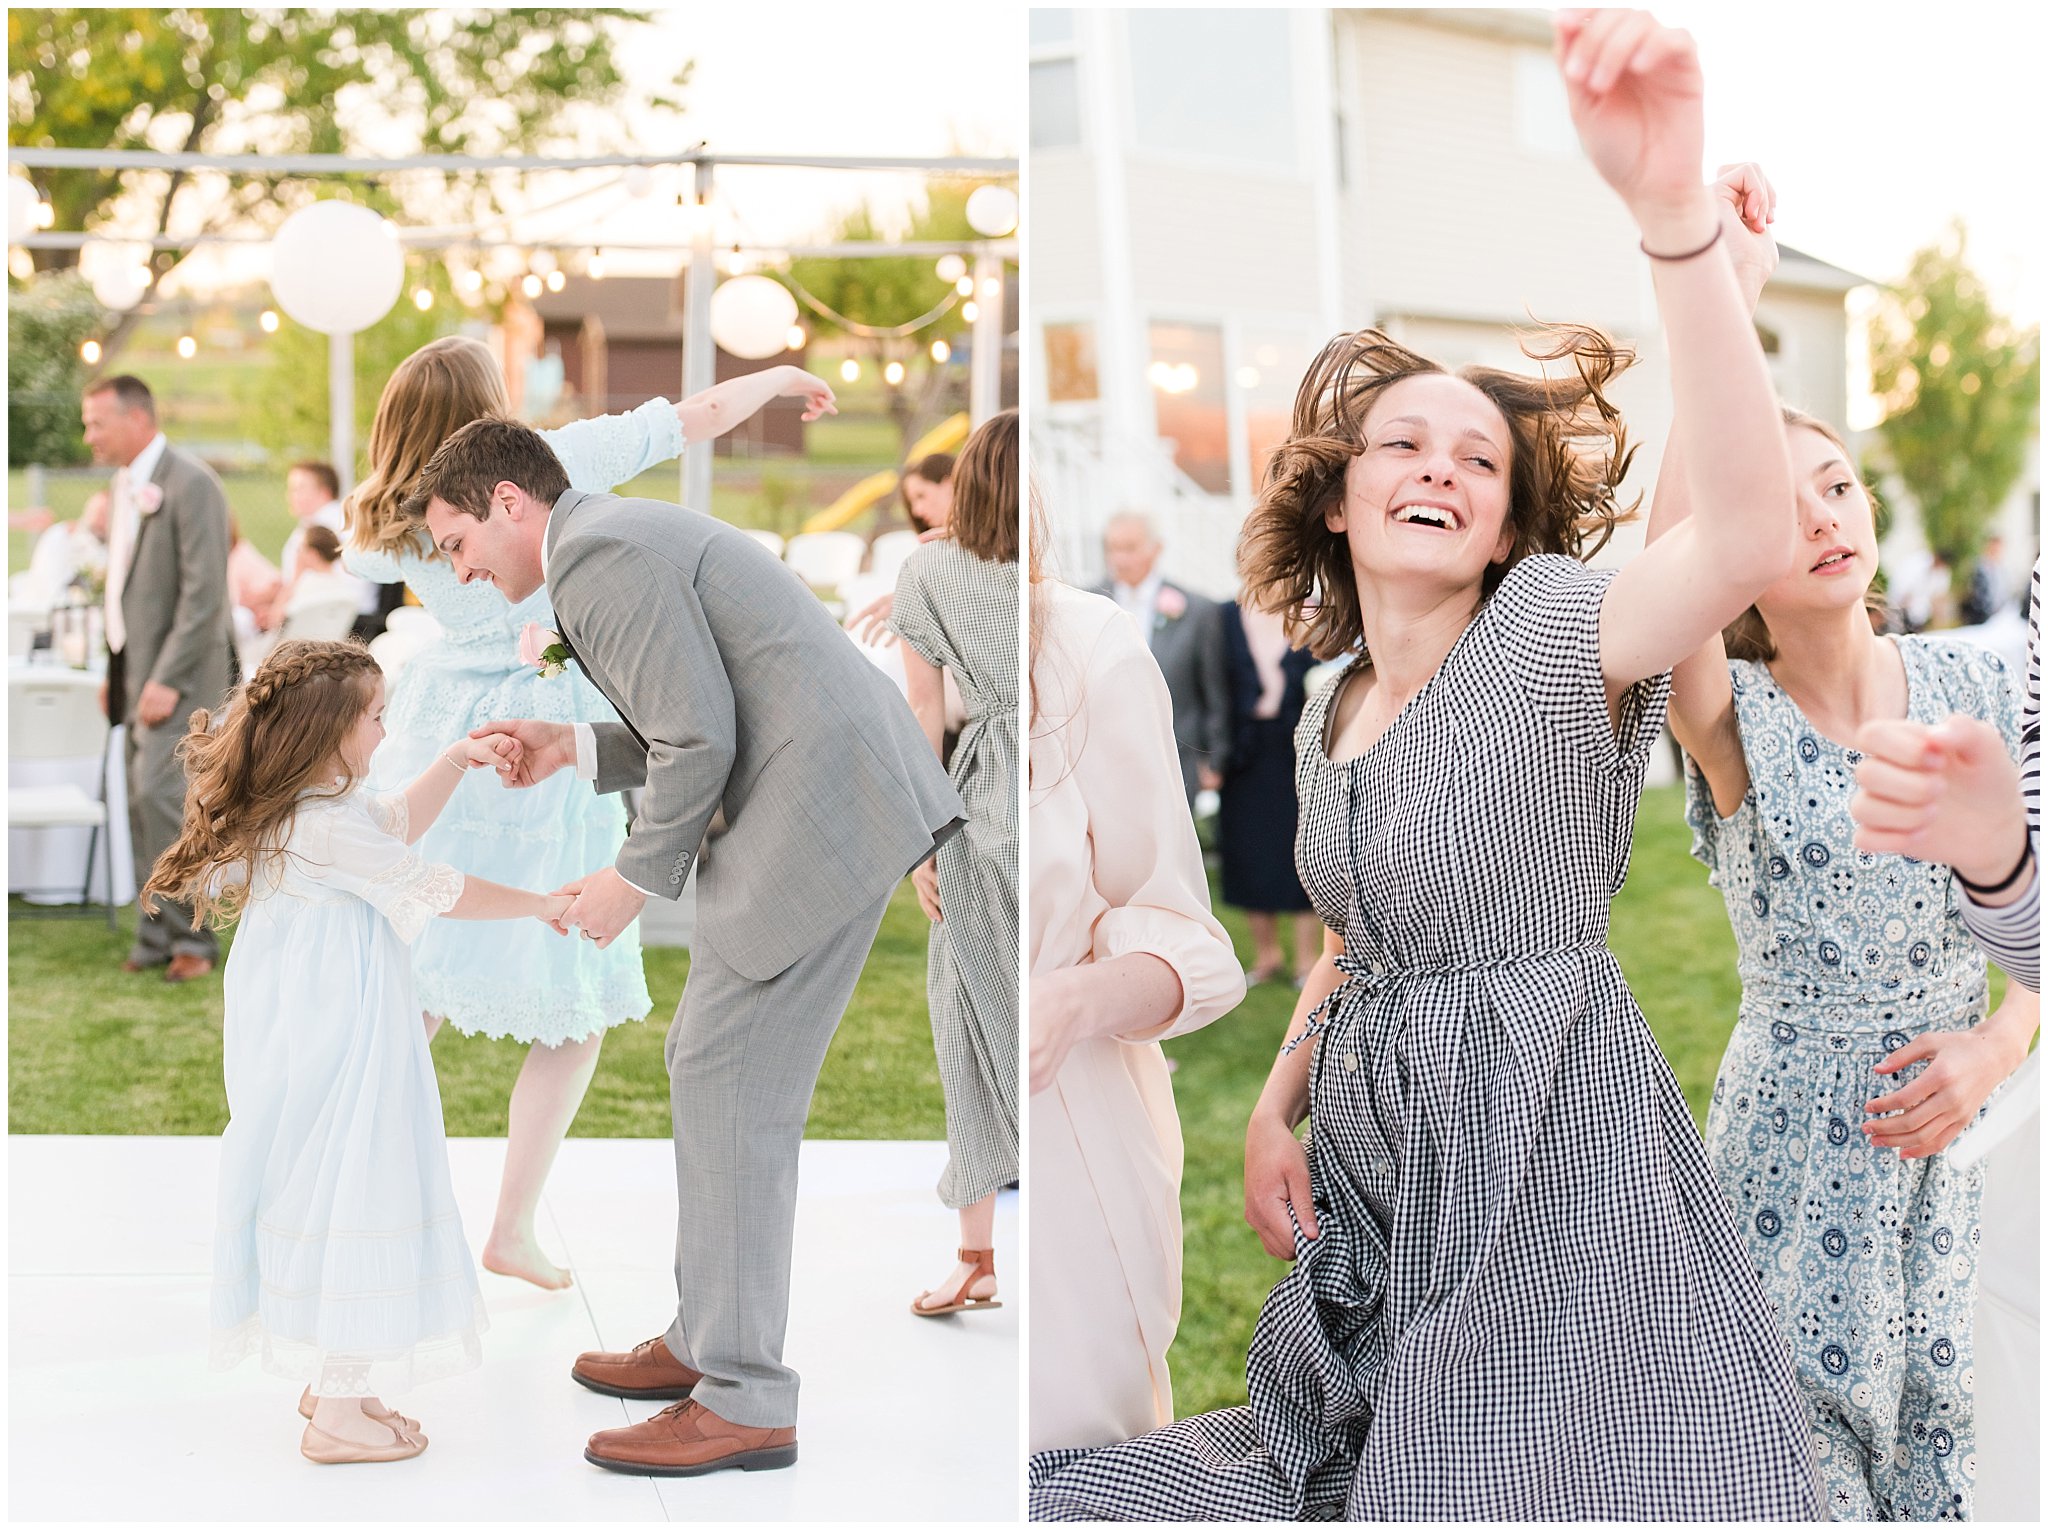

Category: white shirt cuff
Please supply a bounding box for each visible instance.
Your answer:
[617,869,659,898]
[572,722,597,781]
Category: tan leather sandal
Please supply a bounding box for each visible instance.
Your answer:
[297,1387,419,1433]
[911,1247,1002,1317]
[299,1414,427,1464]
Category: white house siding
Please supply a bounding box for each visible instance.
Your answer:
[1124,160,1324,315]
[1029,156,1103,309]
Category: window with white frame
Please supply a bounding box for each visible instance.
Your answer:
[1042,321,1100,403]
[1149,321,1230,494]
[1031,11,1082,151]
[1128,9,1297,168]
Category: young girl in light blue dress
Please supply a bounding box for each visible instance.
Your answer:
[344,339,835,1288]
[144,640,573,1463]
[1653,233,2031,1518]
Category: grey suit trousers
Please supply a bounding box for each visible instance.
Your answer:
[660,884,895,1427]
[126,716,213,962]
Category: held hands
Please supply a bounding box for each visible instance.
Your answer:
[1555,9,1712,246]
[779,367,839,422]
[536,891,576,929]
[448,733,518,771]
[470,718,574,787]
[1865,992,2036,1158]
[135,679,180,729]
[1850,716,2032,895]
[1244,1108,1318,1258]
[549,866,646,948]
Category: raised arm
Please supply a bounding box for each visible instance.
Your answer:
[1550,11,1795,694]
[1641,163,1781,813]
[674,366,837,444]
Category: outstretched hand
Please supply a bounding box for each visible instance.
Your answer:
[1850,715,2032,893]
[1711,161,1778,310]
[471,718,575,788]
[1555,9,1709,240]
[780,367,839,422]
[848,591,897,646]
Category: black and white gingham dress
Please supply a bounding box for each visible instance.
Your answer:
[891,539,1020,1209]
[1028,556,1827,1521]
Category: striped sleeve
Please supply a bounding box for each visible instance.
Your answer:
[1957,560,2040,991]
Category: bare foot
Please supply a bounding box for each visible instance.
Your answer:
[481,1231,573,1290]
[912,1258,997,1313]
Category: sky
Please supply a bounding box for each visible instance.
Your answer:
[1663,0,2042,324]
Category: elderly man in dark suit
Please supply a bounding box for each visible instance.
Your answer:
[1094,509,1230,806]
[407,418,963,1479]
[83,374,234,982]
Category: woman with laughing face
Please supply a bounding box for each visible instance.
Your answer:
[1650,175,2029,1520]
[1029,11,1825,1520]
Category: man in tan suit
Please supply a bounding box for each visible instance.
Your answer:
[84,374,234,980]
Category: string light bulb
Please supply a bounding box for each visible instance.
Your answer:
[884,360,905,386]
[80,339,102,364]
[176,335,197,360]
[961,300,979,323]
[588,251,606,281]
[839,358,861,383]
[545,270,566,293]
[980,276,1002,301]
[413,288,434,311]
[521,273,543,299]
[955,275,975,297]
[459,269,485,294]
[785,324,807,351]
[930,339,951,363]
[259,309,280,333]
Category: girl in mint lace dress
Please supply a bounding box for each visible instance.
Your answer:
[345,337,836,1289]
[1656,397,2030,1520]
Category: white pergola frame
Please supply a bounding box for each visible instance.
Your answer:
[10,145,1019,507]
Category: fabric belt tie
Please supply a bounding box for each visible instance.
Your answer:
[1284,940,1613,1056]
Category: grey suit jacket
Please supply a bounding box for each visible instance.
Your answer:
[116,443,234,717]
[1093,579,1231,779]
[545,489,965,982]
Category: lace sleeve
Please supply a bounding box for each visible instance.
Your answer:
[542,398,687,493]
[298,797,463,943]
[343,542,410,586]
[364,791,409,840]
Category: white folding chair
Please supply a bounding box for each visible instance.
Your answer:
[784,531,867,596]
[866,529,923,586]
[742,528,788,561]
[9,602,47,659]
[8,670,116,928]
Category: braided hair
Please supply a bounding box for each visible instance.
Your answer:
[144,639,384,928]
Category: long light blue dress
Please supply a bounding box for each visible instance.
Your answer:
[212,787,484,1396]
[345,400,684,1044]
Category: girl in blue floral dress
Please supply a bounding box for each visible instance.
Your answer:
[346,337,835,1289]
[1653,362,2031,1513]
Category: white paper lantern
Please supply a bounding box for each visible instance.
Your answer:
[268,201,404,335]
[709,274,798,360]
[79,240,153,311]
[8,178,38,244]
[965,185,1018,238]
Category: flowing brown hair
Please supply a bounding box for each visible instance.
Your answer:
[1722,406,1884,662]
[143,641,384,928]
[1239,325,1639,660]
[948,409,1019,564]
[348,335,510,558]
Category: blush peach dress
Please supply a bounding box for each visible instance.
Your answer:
[1028,582,1247,1452]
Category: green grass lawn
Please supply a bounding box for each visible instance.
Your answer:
[1159,782,2012,1417]
[7,880,943,1141]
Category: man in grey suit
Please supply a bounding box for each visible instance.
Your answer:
[405,419,963,1479]
[83,375,234,981]
[1094,509,1230,805]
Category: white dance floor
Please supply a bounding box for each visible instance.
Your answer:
[9,1136,1019,1522]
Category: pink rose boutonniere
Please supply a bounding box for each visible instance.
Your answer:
[1156,585,1187,621]
[135,483,164,515]
[518,621,571,679]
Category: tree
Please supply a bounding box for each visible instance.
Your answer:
[784,180,997,452]
[9,8,684,354]
[7,271,99,466]
[1867,222,2040,568]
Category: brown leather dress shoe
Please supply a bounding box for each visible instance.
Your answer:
[570,1334,702,1400]
[584,1399,796,1477]
[120,955,164,973]
[163,953,214,983]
